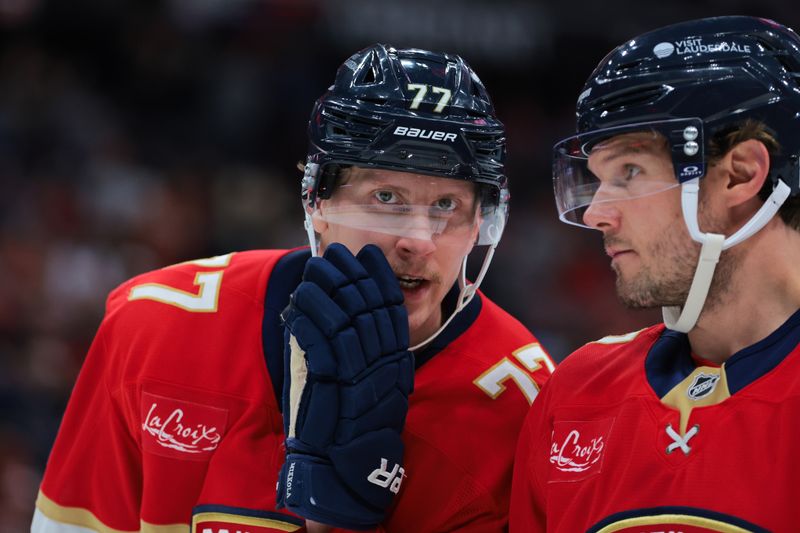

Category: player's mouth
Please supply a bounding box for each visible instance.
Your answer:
[397,275,427,289]
[606,246,634,260]
[396,274,436,303]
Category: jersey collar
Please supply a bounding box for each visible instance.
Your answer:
[646,307,800,398]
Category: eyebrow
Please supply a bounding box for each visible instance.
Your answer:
[595,141,658,164]
[367,179,474,199]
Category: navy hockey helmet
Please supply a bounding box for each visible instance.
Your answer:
[301,44,508,348]
[554,16,800,333]
[302,43,508,247]
[555,16,800,226]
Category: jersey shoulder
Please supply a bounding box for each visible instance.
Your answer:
[107,249,293,313]
[99,249,301,396]
[546,323,665,403]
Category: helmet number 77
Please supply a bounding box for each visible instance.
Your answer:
[407,84,452,113]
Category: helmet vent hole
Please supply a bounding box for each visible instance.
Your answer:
[592,85,670,114]
[470,81,483,99]
[357,53,384,86]
[615,59,647,74]
[754,37,800,88]
[363,65,378,84]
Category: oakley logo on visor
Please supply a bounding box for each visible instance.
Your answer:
[678,164,704,180]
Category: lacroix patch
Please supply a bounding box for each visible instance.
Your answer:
[141,391,228,460]
[549,418,614,483]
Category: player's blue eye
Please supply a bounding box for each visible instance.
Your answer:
[434,198,457,212]
[375,190,399,204]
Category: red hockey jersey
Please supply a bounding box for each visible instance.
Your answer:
[510,314,800,532]
[34,248,553,533]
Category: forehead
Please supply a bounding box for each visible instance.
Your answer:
[343,167,476,194]
[589,130,670,160]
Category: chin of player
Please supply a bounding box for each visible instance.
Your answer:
[404,289,440,344]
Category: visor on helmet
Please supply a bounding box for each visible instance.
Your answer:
[553,118,706,228]
[306,167,506,246]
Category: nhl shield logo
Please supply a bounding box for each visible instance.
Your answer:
[686,372,720,401]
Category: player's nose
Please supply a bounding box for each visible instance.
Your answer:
[395,233,437,258]
[582,200,621,233]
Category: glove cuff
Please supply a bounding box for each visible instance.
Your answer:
[277,454,384,531]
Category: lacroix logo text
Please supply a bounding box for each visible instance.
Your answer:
[549,418,614,482]
[141,392,228,460]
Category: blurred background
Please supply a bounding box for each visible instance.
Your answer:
[0,0,795,527]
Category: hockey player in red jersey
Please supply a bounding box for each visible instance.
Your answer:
[510,16,800,532]
[33,44,553,533]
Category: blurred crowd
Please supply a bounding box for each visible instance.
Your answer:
[4,0,793,527]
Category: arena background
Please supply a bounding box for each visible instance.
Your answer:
[0,0,793,526]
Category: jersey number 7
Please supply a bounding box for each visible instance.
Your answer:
[128,254,233,312]
[474,343,554,404]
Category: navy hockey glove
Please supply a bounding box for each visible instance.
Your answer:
[276,243,414,530]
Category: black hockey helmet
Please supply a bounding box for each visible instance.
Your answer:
[555,16,800,225]
[554,16,800,333]
[302,43,507,229]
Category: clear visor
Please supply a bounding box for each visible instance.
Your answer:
[553,118,704,228]
[309,176,506,246]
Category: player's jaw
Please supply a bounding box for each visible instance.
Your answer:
[605,230,696,309]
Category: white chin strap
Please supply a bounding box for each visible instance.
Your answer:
[409,242,496,351]
[662,177,791,332]
[304,211,320,257]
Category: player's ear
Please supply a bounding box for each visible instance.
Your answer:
[723,139,770,207]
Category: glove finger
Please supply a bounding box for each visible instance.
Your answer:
[323,243,370,282]
[333,283,369,317]
[352,313,381,366]
[372,307,397,355]
[306,247,370,316]
[357,244,403,306]
[355,277,383,309]
[396,351,414,396]
[331,326,367,381]
[303,256,350,295]
[388,305,410,349]
[292,281,350,336]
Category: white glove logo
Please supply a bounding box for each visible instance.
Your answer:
[367,458,405,494]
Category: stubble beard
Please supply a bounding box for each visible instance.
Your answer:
[611,216,739,312]
[612,233,696,308]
